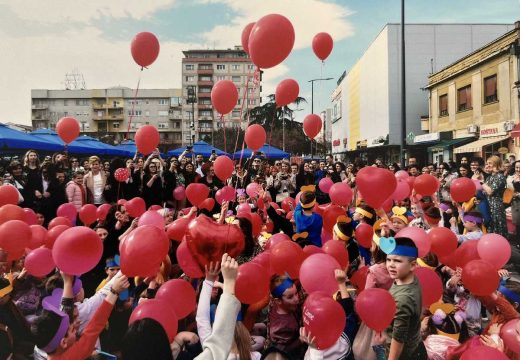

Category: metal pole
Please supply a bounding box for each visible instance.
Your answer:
[400,0,406,168]
[311,81,314,159]
[191,101,195,144]
[283,116,285,152]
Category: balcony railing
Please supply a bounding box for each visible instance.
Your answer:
[92,104,124,110]
[93,114,124,121]
[31,104,48,110]
[197,92,211,98]
[197,80,213,86]
[31,115,49,121]
[197,69,214,75]
[198,104,212,110]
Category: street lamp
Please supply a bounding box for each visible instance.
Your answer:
[308,77,333,158]
[187,85,197,145]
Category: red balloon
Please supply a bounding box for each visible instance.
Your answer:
[120,225,169,277]
[414,174,439,196]
[275,79,300,107]
[248,14,295,69]
[246,182,261,198]
[303,245,324,259]
[462,260,500,296]
[281,197,296,213]
[149,205,162,211]
[312,32,333,61]
[415,267,443,306]
[0,204,25,224]
[57,203,77,225]
[395,170,409,181]
[52,227,102,275]
[186,215,245,269]
[45,224,70,248]
[355,223,374,248]
[96,204,111,221]
[453,240,480,268]
[351,266,369,293]
[500,319,520,354]
[391,180,411,201]
[114,168,130,183]
[355,288,396,332]
[460,344,509,360]
[167,217,191,242]
[318,177,334,194]
[173,186,186,201]
[477,233,511,269]
[323,241,348,269]
[396,227,430,257]
[0,220,31,253]
[220,186,236,202]
[265,233,291,250]
[199,198,215,212]
[428,227,458,257]
[0,185,19,206]
[156,279,196,319]
[251,251,274,275]
[241,22,255,55]
[300,254,342,295]
[129,299,178,342]
[213,156,234,181]
[303,114,322,139]
[176,240,204,278]
[125,197,146,218]
[322,204,345,233]
[79,204,97,226]
[245,124,266,151]
[48,217,71,230]
[356,167,397,209]
[56,117,80,144]
[271,240,304,279]
[303,292,346,349]
[211,80,238,115]
[329,183,353,206]
[135,125,160,155]
[249,212,262,237]
[23,208,38,225]
[450,177,476,203]
[25,248,55,277]
[130,32,160,68]
[29,225,47,249]
[185,183,209,207]
[236,262,270,304]
[138,210,165,229]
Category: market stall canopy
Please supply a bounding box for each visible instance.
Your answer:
[0,123,62,152]
[168,141,228,157]
[232,144,290,160]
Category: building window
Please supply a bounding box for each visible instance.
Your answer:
[232,76,241,83]
[216,64,226,70]
[185,64,194,70]
[170,97,181,106]
[199,87,212,93]
[231,64,241,71]
[158,110,169,117]
[232,110,241,118]
[457,85,472,112]
[185,76,195,82]
[247,64,254,70]
[174,122,181,129]
[215,75,226,81]
[200,99,211,105]
[439,94,448,117]
[75,99,88,106]
[145,111,150,117]
[113,123,120,129]
[158,99,168,105]
[128,110,142,117]
[248,99,256,106]
[484,75,497,103]
[199,64,212,70]
[200,76,212,81]
[174,133,182,140]
[158,122,169,129]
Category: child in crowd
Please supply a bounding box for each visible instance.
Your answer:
[449,211,484,243]
[293,186,323,247]
[96,257,120,293]
[65,170,86,212]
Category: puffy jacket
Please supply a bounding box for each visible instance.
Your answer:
[66,181,85,211]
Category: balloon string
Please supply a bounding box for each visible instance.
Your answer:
[232,68,252,158]
[266,106,277,159]
[117,182,120,202]
[125,68,143,140]
[221,114,226,154]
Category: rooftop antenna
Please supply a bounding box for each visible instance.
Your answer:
[63,69,87,90]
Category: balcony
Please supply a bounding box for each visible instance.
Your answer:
[197,80,213,86]
[169,114,182,121]
[198,92,211,98]
[199,127,213,133]
[198,116,214,121]
[93,114,124,121]
[32,115,49,121]
[92,103,124,110]
[198,104,212,110]
[31,104,48,110]
[197,69,214,75]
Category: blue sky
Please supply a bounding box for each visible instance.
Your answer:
[0,0,519,125]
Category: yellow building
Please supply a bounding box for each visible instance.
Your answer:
[426,22,520,163]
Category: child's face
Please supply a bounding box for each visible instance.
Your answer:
[74,175,83,185]
[36,213,45,226]
[238,195,246,204]
[392,219,407,231]
[279,284,299,312]
[463,220,477,231]
[353,212,362,222]
[106,267,119,279]
[96,228,108,241]
[411,205,420,218]
[386,255,415,280]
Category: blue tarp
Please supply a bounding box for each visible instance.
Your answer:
[116,140,166,157]
[30,129,130,156]
[167,141,228,158]
[0,123,63,152]
[232,144,290,159]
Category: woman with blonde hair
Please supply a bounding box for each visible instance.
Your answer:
[83,155,107,205]
[482,155,507,236]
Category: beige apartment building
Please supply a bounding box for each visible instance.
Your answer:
[181,46,261,145]
[31,87,183,147]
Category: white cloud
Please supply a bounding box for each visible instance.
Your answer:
[7,0,177,24]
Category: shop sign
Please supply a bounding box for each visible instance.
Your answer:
[414,132,440,144]
[367,136,386,148]
[480,122,506,138]
[333,139,341,147]
[498,147,509,154]
[356,140,368,149]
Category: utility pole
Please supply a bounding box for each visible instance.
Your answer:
[400,0,407,168]
[308,78,333,159]
[187,85,197,145]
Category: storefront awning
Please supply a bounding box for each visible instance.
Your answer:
[511,123,520,138]
[453,135,510,154]
[427,138,474,153]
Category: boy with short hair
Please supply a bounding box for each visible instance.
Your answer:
[385,237,427,360]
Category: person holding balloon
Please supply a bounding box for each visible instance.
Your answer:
[449,212,484,244]
[482,155,508,236]
[294,186,323,247]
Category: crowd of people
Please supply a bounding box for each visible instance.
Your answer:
[1,147,520,360]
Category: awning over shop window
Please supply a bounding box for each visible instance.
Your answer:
[427,138,474,153]
[453,135,509,154]
[511,123,520,138]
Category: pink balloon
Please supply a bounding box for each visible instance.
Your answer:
[329,182,353,206]
[477,233,511,269]
[173,186,186,201]
[96,204,111,221]
[395,170,409,181]
[221,185,236,202]
[25,248,55,277]
[23,208,38,225]
[318,177,334,194]
[500,318,520,354]
[391,180,411,201]
[300,254,342,295]
[138,210,165,230]
[52,227,103,275]
[237,203,251,214]
[129,299,178,342]
[246,182,261,198]
[79,204,97,226]
[265,233,291,250]
[396,226,430,257]
[57,203,77,225]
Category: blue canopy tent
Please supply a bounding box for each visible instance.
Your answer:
[232,144,290,160]
[73,136,131,156]
[0,123,63,152]
[116,140,166,157]
[167,141,228,157]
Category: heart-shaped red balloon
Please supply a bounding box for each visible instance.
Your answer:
[356,167,397,209]
[125,197,146,218]
[185,215,244,269]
